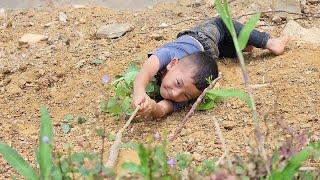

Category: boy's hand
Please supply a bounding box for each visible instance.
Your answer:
[133,92,157,116]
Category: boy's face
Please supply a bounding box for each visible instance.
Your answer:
[160,59,202,102]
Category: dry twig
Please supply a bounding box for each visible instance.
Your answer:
[106,105,140,169]
[169,74,222,141]
[213,117,232,168]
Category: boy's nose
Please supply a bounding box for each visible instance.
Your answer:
[172,88,183,99]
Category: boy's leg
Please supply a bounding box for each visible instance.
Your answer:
[214,18,269,58]
[215,18,289,57]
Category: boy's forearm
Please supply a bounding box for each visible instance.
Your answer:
[133,55,160,94]
[150,100,173,118]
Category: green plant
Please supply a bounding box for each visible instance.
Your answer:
[52,151,114,179]
[122,138,177,179]
[269,142,320,180]
[198,88,252,110]
[214,0,269,171]
[102,64,159,119]
[0,106,52,180]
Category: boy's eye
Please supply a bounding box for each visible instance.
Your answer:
[176,79,181,87]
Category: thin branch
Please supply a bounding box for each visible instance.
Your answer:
[236,10,303,19]
[213,117,232,168]
[105,105,140,169]
[169,74,222,141]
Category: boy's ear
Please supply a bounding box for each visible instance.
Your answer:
[166,58,179,71]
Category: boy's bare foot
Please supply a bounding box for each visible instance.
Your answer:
[266,36,290,55]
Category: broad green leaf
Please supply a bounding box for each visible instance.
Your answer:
[78,166,89,176]
[122,163,143,175]
[122,97,133,115]
[126,64,139,74]
[61,123,70,134]
[280,148,311,179]
[70,153,85,165]
[39,106,53,180]
[197,100,216,110]
[206,89,252,108]
[124,70,139,85]
[0,143,38,179]
[51,166,62,180]
[238,13,261,50]
[107,97,122,115]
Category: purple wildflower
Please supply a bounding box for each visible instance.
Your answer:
[42,136,49,144]
[167,158,176,168]
[102,74,110,84]
[154,132,161,141]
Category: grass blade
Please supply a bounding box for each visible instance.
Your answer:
[238,13,261,50]
[215,0,232,31]
[39,106,53,180]
[0,143,38,179]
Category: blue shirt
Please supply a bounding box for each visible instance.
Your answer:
[150,35,204,111]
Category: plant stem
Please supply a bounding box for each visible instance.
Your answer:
[106,105,140,169]
[169,74,222,141]
[100,116,106,172]
[228,21,270,173]
[213,116,232,168]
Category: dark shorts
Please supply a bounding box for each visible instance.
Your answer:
[177,17,270,59]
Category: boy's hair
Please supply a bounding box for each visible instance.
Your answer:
[183,51,219,91]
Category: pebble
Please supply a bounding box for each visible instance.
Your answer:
[96,23,133,39]
[272,16,282,24]
[159,22,169,28]
[307,0,320,4]
[0,8,6,19]
[19,33,48,45]
[58,12,68,25]
[223,121,237,130]
[282,20,320,46]
[150,33,165,41]
[44,22,54,28]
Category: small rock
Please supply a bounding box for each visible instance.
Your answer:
[307,0,320,4]
[0,8,6,19]
[282,20,320,46]
[58,12,68,25]
[150,33,165,41]
[96,23,133,39]
[19,34,48,45]
[272,16,282,24]
[44,22,53,28]
[192,0,205,7]
[223,121,237,130]
[159,22,169,28]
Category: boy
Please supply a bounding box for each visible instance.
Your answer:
[133,17,289,118]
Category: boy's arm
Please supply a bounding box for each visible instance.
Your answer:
[133,55,160,96]
[150,100,174,118]
[133,55,160,113]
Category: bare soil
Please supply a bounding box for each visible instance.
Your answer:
[0,0,319,178]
